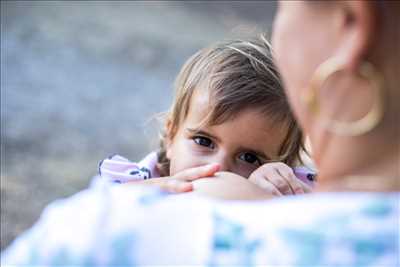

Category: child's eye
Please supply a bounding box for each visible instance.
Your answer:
[239,152,261,166]
[193,136,215,149]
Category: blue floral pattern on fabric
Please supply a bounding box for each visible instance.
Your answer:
[209,213,262,266]
[1,190,398,266]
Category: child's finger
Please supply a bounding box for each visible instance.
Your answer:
[255,163,294,195]
[160,179,193,193]
[301,181,313,193]
[276,166,305,194]
[127,178,193,193]
[249,176,283,196]
[173,164,220,181]
[265,169,295,195]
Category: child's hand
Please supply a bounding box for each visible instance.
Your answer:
[127,163,220,193]
[248,162,312,196]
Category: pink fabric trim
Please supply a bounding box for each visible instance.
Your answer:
[99,152,160,183]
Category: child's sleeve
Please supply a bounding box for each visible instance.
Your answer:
[99,154,152,183]
[293,166,317,187]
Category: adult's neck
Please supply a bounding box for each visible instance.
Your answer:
[313,129,400,192]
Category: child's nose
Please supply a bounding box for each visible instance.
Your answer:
[211,152,232,172]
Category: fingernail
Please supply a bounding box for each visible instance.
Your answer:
[178,183,193,192]
[205,163,220,172]
[295,188,304,194]
[211,163,221,170]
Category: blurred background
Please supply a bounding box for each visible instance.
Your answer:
[1,1,276,250]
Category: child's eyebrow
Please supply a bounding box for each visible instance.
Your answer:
[186,128,221,143]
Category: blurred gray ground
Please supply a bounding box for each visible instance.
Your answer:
[0,1,275,250]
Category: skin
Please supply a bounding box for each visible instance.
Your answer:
[272,1,377,180]
[272,1,399,190]
[248,162,311,196]
[166,90,288,179]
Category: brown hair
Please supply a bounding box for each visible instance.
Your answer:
[157,35,305,176]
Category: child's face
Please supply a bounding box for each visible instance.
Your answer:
[166,91,289,178]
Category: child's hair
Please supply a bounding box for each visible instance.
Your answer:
[157,35,305,176]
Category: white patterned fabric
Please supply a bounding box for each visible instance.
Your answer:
[2,184,399,266]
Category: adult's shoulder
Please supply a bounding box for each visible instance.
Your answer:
[2,185,398,266]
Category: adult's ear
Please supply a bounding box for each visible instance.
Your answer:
[334,1,378,70]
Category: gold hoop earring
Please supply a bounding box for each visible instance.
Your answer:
[303,58,385,136]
